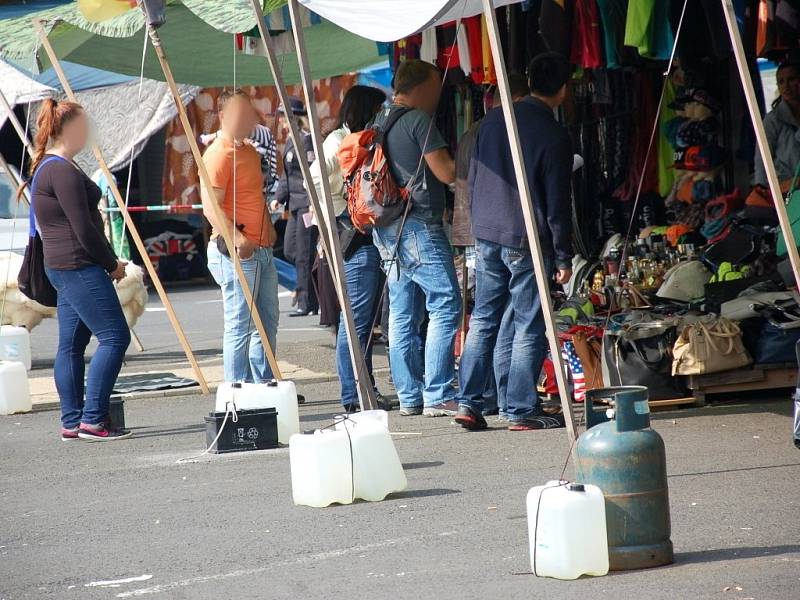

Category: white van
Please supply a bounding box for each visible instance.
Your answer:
[0,163,29,254]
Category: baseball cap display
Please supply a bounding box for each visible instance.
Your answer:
[657,260,712,302]
[673,145,723,171]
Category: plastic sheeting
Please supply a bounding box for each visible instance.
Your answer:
[71,78,200,174]
[297,0,522,42]
[0,61,56,130]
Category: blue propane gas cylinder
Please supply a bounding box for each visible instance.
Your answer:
[575,386,673,571]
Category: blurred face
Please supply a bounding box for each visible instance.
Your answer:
[411,71,443,115]
[778,66,800,107]
[219,95,258,140]
[58,111,89,154]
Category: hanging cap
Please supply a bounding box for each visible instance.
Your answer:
[278,97,307,116]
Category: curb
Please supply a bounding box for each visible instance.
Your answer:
[29,371,353,412]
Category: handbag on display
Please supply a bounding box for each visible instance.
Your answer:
[602,321,687,400]
[571,328,604,390]
[720,291,798,321]
[672,318,752,376]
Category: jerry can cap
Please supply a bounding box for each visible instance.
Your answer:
[567,483,585,492]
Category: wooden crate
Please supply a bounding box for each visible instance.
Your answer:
[687,363,797,405]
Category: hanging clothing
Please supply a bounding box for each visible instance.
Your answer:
[421,28,438,64]
[480,14,497,85]
[464,15,484,85]
[456,22,472,78]
[596,0,629,69]
[539,0,575,58]
[624,0,675,60]
[571,0,604,69]
[657,78,678,197]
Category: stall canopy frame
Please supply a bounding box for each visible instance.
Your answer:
[33,19,210,395]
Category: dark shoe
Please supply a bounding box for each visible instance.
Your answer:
[399,405,423,416]
[289,309,314,317]
[423,400,460,417]
[454,405,488,431]
[795,438,800,450]
[61,426,80,441]
[482,406,500,417]
[343,403,360,414]
[375,391,393,412]
[508,413,566,431]
[77,422,133,441]
[297,394,306,405]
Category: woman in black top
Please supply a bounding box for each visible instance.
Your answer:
[21,99,131,441]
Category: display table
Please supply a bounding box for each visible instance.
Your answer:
[687,363,798,406]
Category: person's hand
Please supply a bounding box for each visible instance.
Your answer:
[237,238,256,260]
[269,199,282,212]
[110,260,128,281]
[555,268,572,285]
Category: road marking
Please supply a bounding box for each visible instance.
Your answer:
[116,532,457,597]
[86,574,153,588]
[193,299,222,305]
[144,307,166,312]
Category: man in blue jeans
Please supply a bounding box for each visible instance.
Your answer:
[202,89,280,383]
[372,60,461,417]
[455,52,574,431]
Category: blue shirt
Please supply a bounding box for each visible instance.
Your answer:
[468,96,573,269]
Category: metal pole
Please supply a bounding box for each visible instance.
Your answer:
[34,19,210,394]
[0,88,34,159]
[249,0,377,410]
[481,0,577,442]
[720,0,800,290]
[284,0,377,410]
[143,23,284,380]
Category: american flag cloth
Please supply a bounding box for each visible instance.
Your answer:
[562,341,586,403]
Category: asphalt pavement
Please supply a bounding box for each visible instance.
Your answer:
[2,284,800,599]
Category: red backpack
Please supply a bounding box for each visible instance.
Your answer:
[337,107,411,232]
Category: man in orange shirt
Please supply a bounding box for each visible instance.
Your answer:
[202,89,279,383]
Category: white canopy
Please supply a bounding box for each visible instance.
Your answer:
[297,0,521,43]
[0,61,56,130]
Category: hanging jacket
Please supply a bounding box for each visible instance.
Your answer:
[276,131,315,212]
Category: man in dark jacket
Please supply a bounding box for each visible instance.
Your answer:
[454,52,573,432]
[275,97,318,317]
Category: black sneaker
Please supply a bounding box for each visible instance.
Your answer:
[454,405,488,431]
[343,403,360,414]
[375,391,393,412]
[794,438,800,450]
[77,423,133,442]
[508,413,566,431]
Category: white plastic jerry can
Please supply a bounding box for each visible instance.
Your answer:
[334,409,389,432]
[216,380,299,444]
[350,420,407,501]
[0,361,31,415]
[289,429,354,508]
[527,480,609,580]
[0,326,31,370]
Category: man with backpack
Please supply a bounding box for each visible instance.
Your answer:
[369,60,461,417]
[454,52,574,432]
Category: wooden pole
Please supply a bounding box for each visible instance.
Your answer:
[481,0,577,442]
[251,0,378,410]
[34,20,211,395]
[143,24,284,381]
[283,0,377,410]
[0,88,34,159]
[0,150,23,190]
[720,0,800,290]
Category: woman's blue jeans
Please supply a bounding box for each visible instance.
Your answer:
[45,265,131,428]
[336,243,382,407]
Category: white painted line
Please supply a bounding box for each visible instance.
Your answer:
[116,533,456,597]
[278,290,293,298]
[86,574,153,588]
[144,307,166,312]
[194,299,223,305]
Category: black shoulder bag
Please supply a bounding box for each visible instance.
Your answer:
[18,156,60,307]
